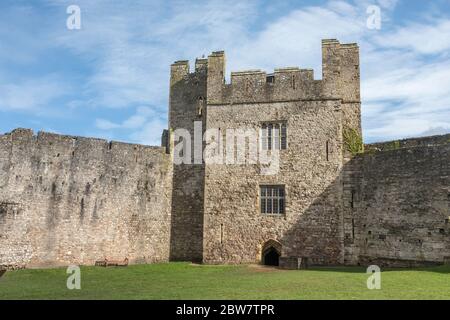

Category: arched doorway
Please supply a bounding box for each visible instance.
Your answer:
[261,239,282,266]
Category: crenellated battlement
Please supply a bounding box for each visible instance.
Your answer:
[219,66,323,104]
[170,39,360,106]
[0,128,167,162]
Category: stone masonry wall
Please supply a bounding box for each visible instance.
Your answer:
[203,100,345,265]
[168,59,207,262]
[0,129,172,268]
[201,39,360,265]
[343,137,450,266]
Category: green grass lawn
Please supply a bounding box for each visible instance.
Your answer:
[1,262,450,300]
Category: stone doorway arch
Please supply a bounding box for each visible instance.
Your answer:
[261,239,282,266]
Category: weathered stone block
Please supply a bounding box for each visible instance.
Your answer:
[279,257,309,270]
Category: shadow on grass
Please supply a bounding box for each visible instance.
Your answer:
[272,265,450,274]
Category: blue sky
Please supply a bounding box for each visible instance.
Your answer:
[1,0,450,145]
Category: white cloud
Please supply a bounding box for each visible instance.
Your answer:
[363,62,450,103]
[0,76,69,112]
[373,20,450,55]
[96,106,166,145]
[73,0,450,143]
[51,0,257,108]
[362,18,450,141]
[377,0,399,10]
[365,117,450,141]
[96,106,157,130]
[419,126,450,137]
[95,119,119,130]
[130,118,167,146]
[122,107,152,129]
[229,3,367,74]
[2,0,450,144]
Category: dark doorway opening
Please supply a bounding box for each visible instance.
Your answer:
[263,247,280,266]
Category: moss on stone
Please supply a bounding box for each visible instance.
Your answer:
[343,127,364,156]
[384,140,401,151]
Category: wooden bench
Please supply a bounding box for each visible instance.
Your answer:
[95,258,129,267]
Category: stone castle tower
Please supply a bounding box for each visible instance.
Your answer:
[168,39,362,266]
[0,39,449,269]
